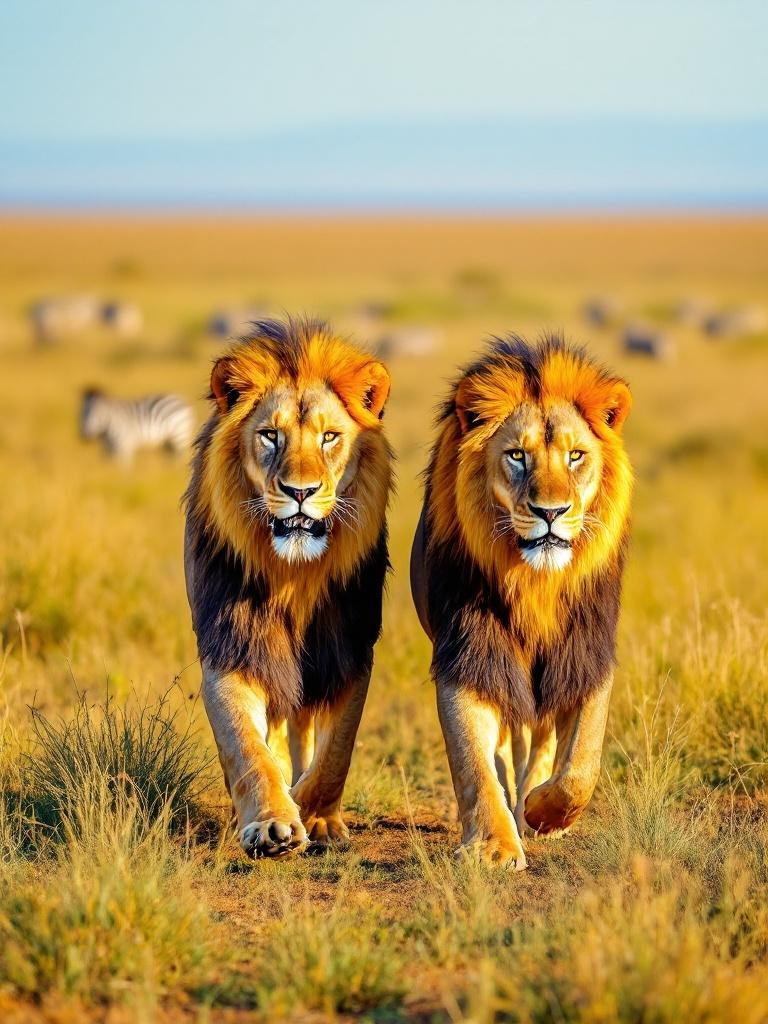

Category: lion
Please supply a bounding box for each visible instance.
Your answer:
[410,334,632,869]
[184,317,393,858]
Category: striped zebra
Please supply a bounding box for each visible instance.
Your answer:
[80,388,194,462]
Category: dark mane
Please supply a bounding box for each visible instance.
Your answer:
[425,529,625,724]
[184,505,389,719]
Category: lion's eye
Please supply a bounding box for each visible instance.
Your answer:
[322,431,340,446]
[258,429,278,446]
[506,448,526,469]
[569,450,585,464]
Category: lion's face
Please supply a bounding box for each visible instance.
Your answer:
[450,339,632,580]
[486,400,604,571]
[239,384,365,563]
[204,330,391,568]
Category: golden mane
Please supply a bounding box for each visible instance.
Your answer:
[426,334,633,656]
[185,320,395,858]
[185,317,393,642]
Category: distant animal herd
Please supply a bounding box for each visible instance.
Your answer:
[31,295,144,344]
[583,294,766,362]
[24,290,766,462]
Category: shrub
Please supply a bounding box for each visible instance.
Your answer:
[24,689,211,841]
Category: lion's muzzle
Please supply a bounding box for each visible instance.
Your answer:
[515,526,576,572]
[270,508,330,563]
[517,532,572,551]
[273,513,327,540]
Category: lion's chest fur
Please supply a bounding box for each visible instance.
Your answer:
[185,520,389,719]
[423,524,625,725]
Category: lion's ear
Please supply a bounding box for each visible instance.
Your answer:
[603,379,631,432]
[361,361,391,419]
[210,357,240,414]
[454,377,481,434]
[336,360,391,425]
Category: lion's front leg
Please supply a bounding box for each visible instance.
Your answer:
[290,676,370,851]
[524,675,613,834]
[438,684,527,870]
[512,721,556,835]
[287,707,315,786]
[202,665,308,859]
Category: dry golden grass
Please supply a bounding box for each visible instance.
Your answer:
[0,214,767,1022]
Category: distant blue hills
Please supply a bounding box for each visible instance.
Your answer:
[1,117,766,210]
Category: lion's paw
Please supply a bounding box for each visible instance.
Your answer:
[524,777,587,835]
[304,814,351,854]
[240,816,308,859]
[456,835,527,871]
[515,803,566,840]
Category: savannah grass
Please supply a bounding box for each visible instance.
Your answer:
[0,787,211,1009]
[0,215,767,1020]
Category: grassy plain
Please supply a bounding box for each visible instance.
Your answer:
[0,215,767,1022]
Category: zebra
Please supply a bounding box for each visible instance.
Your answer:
[80,389,194,462]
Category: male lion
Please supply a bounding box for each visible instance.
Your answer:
[411,334,632,869]
[184,318,393,858]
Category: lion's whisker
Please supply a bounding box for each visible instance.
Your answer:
[239,495,272,527]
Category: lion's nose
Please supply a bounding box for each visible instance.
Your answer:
[528,503,571,524]
[278,480,320,505]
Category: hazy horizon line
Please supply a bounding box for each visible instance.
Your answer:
[3,115,765,212]
[2,202,767,218]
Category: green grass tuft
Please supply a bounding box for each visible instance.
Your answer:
[24,690,211,842]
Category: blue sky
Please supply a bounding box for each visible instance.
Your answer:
[1,1,767,207]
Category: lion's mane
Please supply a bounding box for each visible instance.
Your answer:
[422,334,633,723]
[184,318,393,718]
